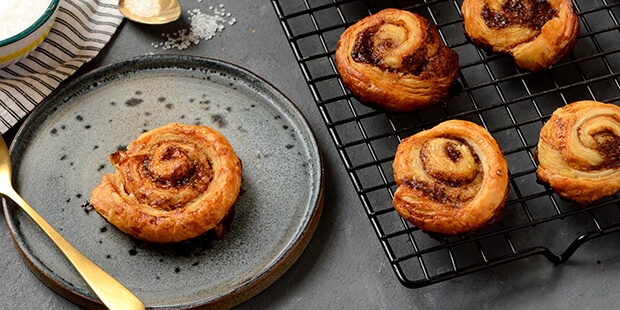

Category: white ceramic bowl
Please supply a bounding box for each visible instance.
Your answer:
[0,0,60,68]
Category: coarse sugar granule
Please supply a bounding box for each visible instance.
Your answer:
[151,4,236,51]
[0,0,52,40]
[123,0,160,19]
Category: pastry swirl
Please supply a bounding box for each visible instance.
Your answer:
[90,123,242,243]
[335,8,459,111]
[392,120,509,235]
[461,0,579,71]
[536,100,620,205]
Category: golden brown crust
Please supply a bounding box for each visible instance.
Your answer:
[392,120,509,235]
[90,123,242,243]
[462,0,579,71]
[335,9,459,112]
[536,100,620,205]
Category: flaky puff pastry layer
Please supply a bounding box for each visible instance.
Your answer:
[462,0,579,71]
[393,120,509,235]
[335,9,459,112]
[536,101,620,205]
[90,123,242,243]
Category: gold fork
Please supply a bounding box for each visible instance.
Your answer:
[0,137,144,310]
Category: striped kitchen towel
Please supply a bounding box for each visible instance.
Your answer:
[0,0,123,133]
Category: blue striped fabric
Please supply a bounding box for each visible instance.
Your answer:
[0,0,123,133]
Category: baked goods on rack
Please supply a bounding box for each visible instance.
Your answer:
[335,8,459,112]
[536,100,620,205]
[392,120,509,235]
[90,123,242,243]
[461,0,579,71]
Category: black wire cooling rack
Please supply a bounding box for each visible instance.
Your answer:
[270,0,620,288]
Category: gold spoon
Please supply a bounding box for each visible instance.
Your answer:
[118,0,181,25]
[0,137,144,310]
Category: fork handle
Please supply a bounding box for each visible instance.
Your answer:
[3,188,144,310]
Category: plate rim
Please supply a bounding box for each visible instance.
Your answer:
[2,54,325,309]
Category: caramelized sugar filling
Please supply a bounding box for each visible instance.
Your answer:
[481,0,558,30]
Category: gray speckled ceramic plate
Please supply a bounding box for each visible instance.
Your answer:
[3,55,324,309]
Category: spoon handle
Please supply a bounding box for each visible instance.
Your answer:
[2,187,144,310]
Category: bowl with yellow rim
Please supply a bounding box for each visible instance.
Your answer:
[0,0,60,68]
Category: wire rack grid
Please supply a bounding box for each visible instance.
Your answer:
[270,0,620,288]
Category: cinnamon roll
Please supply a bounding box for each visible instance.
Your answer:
[536,100,620,205]
[461,0,579,71]
[335,8,459,112]
[90,123,242,243]
[392,120,509,235]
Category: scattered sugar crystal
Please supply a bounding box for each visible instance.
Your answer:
[152,4,235,51]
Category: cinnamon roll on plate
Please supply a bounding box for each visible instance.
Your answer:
[335,9,459,112]
[392,120,509,235]
[536,100,620,205]
[90,123,243,243]
[461,0,579,71]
